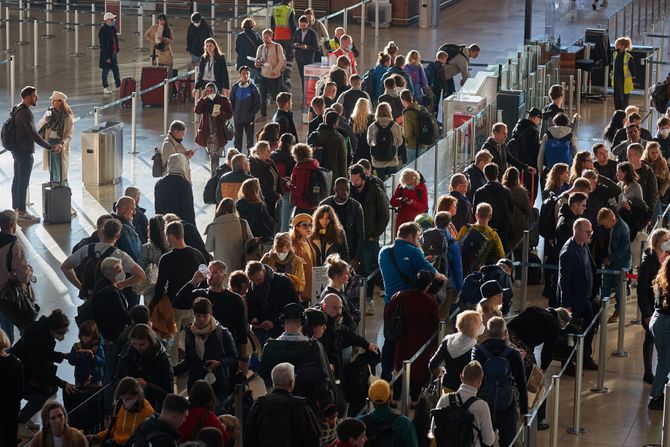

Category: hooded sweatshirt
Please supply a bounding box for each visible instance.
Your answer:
[429,332,478,390]
[536,125,578,172]
[96,399,155,446]
[154,153,196,225]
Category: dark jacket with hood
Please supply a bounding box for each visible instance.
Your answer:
[637,162,660,211]
[249,155,282,212]
[186,18,213,57]
[91,277,131,342]
[555,202,579,251]
[472,181,514,246]
[98,23,119,69]
[320,196,365,261]
[246,265,299,338]
[272,108,299,141]
[116,341,174,411]
[449,190,473,232]
[308,123,347,186]
[463,162,487,203]
[429,332,476,390]
[507,306,562,370]
[510,118,540,167]
[320,314,370,377]
[236,198,275,242]
[154,155,196,226]
[481,136,528,178]
[235,28,263,70]
[231,80,262,124]
[129,413,181,447]
[350,179,390,240]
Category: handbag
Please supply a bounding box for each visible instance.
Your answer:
[223,119,235,141]
[149,291,177,339]
[151,147,163,178]
[0,242,39,330]
[131,262,158,295]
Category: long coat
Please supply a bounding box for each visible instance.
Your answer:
[195,95,233,149]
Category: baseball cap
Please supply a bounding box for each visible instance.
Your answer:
[527,107,542,118]
[368,379,391,404]
[103,12,117,21]
[479,279,508,300]
[280,303,305,322]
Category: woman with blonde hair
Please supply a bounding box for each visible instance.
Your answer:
[612,36,635,110]
[290,213,316,301]
[30,401,87,447]
[649,245,670,409]
[37,91,74,185]
[310,205,349,264]
[543,162,570,198]
[205,198,254,271]
[404,50,430,105]
[390,168,428,233]
[261,232,307,296]
[320,253,359,330]
[236,178,275,244]
[642,141,670,222]
[368,102,403,180]
[350,98,375,161]
[384,41,399,64]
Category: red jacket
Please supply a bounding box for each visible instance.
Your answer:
[390,182,429,232]
[291,159,320,211]
[195,95,233,148]
[178,406,228,443]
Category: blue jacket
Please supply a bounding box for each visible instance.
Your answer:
[114,214,141,260]
[442,229,464,290]
[379,239,435,303]
[608,218,632,269]
[557,238,595,310]
[67,341,105,387]
[372,64,389,101]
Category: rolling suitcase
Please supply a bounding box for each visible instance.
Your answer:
[141,66,169,107]
[42,157,71,225]
[120,77,136,108]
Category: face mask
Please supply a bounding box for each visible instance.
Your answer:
[123,398,137,410]
[405,185,415,191]
[193,21,201,27]
[277,252,289,261]
[115,271,126,283]
[208,93,216,100]
[476,323,485,337]
[660,129,670,138]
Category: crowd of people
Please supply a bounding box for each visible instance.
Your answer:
[3,2,670,446]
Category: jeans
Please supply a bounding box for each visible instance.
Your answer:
[650,311,670,398]
[572,299,595,361]
[18,385,55,423]
[652,200,664,227]
[259,76,282,116]
[47,138,62,183]
[0,312,14,344]
[11,151,33,212]
[101,54,121,89]
[405,146,427,166]
[234,122,255,152]
[643,317,655,375]
[361,239,380,300]
[381,302,395,381]
[279,191,293,232]
[601,270,623,311]
[375,166,396,181]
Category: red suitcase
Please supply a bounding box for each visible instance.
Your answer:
[141,66,169,107]
[120,77,136,108]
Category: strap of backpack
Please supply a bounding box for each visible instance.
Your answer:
[102,399,124,443]
[5,241,15,274]
[388,247,415,287]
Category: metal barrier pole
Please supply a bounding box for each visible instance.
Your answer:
[211,0,215,32]
[163,78,169,136]
[10,54,15,101]
[130,92,138,154]
[93,107,99,126]
[43,0,54,39]
[576,69,582,116]
[401,360,411,415]
[613,270,630,357]
[375,1,379,39]
[64,0,73,31]
[235,385,244,447]
[550,375,560,447]
[266,0,271,31]
[227,20,232,64]
[87,3,99,49]
[360,1,366,45]
[135,5,146,51]
[646,0,649,30]
[358,279,367,337]
[663,383,670,447]
[520,230,529,312]
[71,10,83,57]
[193,1,198,12]
[432,143,439,211]
[591,297,610,393]
[4,7,9,53]
[163,0,168,15]
[390,173,397,235]
[524,414,534,447]
[631,0,635,36]
[638,0,642,34]
[615,9,619,37]
[343,7,348,30]
[234,0,239,29]
[567,335,586,435]
[568,75,574,117]
[32,19,37,66]
[152,14,156,26]
[438,320,447,342]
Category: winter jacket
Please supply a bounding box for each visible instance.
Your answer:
[537,126,578,172]
[310,123,347,185]
[555,202,579,251]
[216,169,254,203]
[638,249,661,320]
[154,155,196,226]
[482,136,528,178]
[402,102,425,149]
[90,277,131,342]
[472,181,514,247]
[381,65,413,95]
[10,104,52,154]
[292,27,319,65]
[174,323,238,395]
[236,198,275,243]
[187,19,213,57]
[648,157,670,197]
[246,265,299,338]
[116,342,174,411]
[235,29,263,69]
[66,340,105,387]
[98,23,119,69]
[310,232,350,264]
[0,232,31,291]
[250,155,281,212]
[145,23,174,66]
[440,227,464,290]
[456,224,505,269]
[30,426,87,447]
[179,406,228,443]
[205,214,254,272]
[271,148,296,193]
[390,182,429,232]
[357,405,417,447]
[291,159,321,211]
[404,63,429,103]
[320,196,365,261]
[37,108,74,177]
[260,251,306,293]
[510,118,541,167]
[256,41,286,79]
[128,414,180,447]
[607,217,632,269]
[160,134,191,179]
[463,163,486,202]
[367,116,403,168]
[636,163,660,211]
[379,239,436,303]
[112,213,141,260]
[96,399,154,446]
[350,177,390,240]
[371,63,390,100]
[320,314,370,377]
[231,81,262,124]
[196,54,230,91]
[449,190,473,232]
[429,332,477,390]
[557,238,595,310]
[0,353,23,416]
[272,108,298,141]
[509,184,533,247]
[195,94,233,148]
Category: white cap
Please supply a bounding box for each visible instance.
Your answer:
[103,12,117,21]
[49,91,68,102]
[662,239,670,252]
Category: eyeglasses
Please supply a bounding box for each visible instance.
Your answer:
[578,228,594,236]
[299,223,313,228]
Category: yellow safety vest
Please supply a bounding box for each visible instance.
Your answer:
[328,38,340,52]
[611,51,634,94]
[272,4,293,41]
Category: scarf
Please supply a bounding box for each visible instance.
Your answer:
[46,107,67,139]
[190,317,219,360]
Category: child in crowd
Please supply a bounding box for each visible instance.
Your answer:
[66,320,105,388]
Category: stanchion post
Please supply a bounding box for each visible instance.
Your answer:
[612,270,630,357]
[134,5,146,51]
[193,1,198,12]
[523,414,533,446]
[63,0,73,31]
[234,385,244,447]
[567,335,586,435]
[193,66,199,124]
[662,383,670,447]
[358,279,367,337]
[10,54,15,101]
[130,92,138,154]
[87,3,98,49]
[550,375,560,447]
[163,78,169,136]
[94,107,99,126]
[432,142,438,211]
[18,0,23,43]
[576,69,582,116]
[266,0,271,30]
[211,0,215,32]
[4,7,9,53]
[360,0,365,45]
[520,230,529,312]
[390,173,397,233]
[163,0,168,15]
[401,360,411,416]
[32,19,37,66]
[234,0,239,29]
[438,320,447,342]
[343,6,348,29]
[591,297,610,393]
[70,9,83,56]
[43,0,55,39]
[227,20,232,63]
[375,1,379,39]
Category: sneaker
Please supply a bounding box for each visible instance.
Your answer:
[538,420,550,431]
[649,396,664,410]
[365,301,375,316]
[103,87,112,95]
[583,358,599,371]
[608,310,620,324]
[592,2,597,9]
[644,371,655,385]
[17,212,41,223]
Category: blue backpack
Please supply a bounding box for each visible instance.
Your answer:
[478,345,515,414]
[544,131,573,170]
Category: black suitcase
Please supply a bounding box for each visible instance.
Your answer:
[42,159,71,225]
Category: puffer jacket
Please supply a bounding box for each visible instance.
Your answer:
[96,399,155,446]
[367,116,403,168]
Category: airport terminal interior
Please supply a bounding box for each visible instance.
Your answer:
[2,0,670,445]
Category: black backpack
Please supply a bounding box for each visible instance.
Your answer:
[362,412,401,447]
[1,105,20,151]
[458,226,489,276]
[407,107,440,146]
[203,165,228,205]
[651,81,668,114]
[371,122,397,161]
[127,428,171,447]
[431,393,481,447]
[422,228,450,293]
[439,43,467,61]
[76,244,116,299]
[361,68,376,99]
[308,167,332,206]
[538,193,559,240]
[479,345,515,414]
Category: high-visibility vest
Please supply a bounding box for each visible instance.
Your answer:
[611,51,634,94]
[272,4,293,41]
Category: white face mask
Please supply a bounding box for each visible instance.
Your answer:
[115,271,126,283]
[122,398,137,410]
[207,93,216,100]
[277,252,289,261]
[660,129,670,138]
[193,21,201,27]
[476,323,485,337]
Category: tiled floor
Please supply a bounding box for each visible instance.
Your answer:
[0,0,668,444]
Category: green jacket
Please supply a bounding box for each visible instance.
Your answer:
[358,405,418,447]
[351,179,390,240]
[402,102,423,148]
[381,66,414,96]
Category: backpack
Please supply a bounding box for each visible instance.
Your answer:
[479,345,515,414]
[203,164,228,204]
[506,137,522,160]
[362,412,401,447]
[76,244,116,299]
[527,250,542,285]
[459,271,485,307]
[370,122,397,162]
[127,429,170,447]
[421,228,450,293]
[538,193,559,239]
[1,105,20,151]
[543,131,573,169]
[439,43,467,61]
[458,226,489,276]
[361,68,376,99]
[430,393,481,447]
[308,167,332,206]
[407,107,440,146]
[651,81,669,114]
